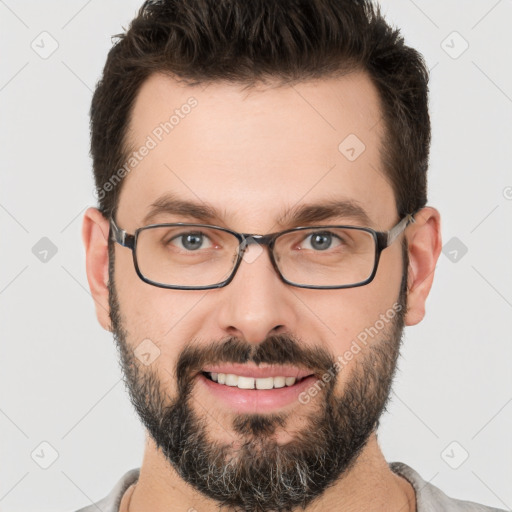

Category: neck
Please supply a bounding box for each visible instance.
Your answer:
[121,433,416,512]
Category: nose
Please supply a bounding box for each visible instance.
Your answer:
[215,241,299,345]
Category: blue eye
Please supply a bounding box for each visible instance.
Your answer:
[302,232,343,251]
[171,232,213,251]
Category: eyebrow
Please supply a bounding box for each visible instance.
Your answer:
[277,200,372,227]
[142,194,224,225]
[142,193,373,228]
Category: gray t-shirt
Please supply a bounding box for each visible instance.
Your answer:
[73,462,506,512]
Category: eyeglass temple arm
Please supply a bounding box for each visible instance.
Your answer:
[385,213,416,247]
[110,217,135,249]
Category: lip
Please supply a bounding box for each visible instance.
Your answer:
[197,372,319,413]
[200,363,315,380]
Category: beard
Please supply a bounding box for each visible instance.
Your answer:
[107,244,408,512]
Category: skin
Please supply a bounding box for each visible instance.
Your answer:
[83,70,442,511]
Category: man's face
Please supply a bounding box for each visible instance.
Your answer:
[109,72,408,511]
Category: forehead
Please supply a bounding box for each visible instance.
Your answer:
[117,71,396,231]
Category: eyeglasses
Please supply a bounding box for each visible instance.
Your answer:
[109,213,415,290]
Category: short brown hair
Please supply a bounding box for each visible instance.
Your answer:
[90,0,430,220]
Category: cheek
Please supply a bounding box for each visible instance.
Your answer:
[113,267,208,368]
[308,287,392,339]
[303,274,402,366]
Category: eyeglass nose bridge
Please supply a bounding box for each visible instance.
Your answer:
[233,233,285,286]
[237,233,276,254]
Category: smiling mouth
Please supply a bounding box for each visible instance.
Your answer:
[201,371,313,390]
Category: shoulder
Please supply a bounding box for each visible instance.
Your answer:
[72,468,140,512]
[390,462,506,512]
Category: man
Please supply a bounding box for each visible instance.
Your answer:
[79,0,504,511]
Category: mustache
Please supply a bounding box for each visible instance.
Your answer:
[175,334,336,394]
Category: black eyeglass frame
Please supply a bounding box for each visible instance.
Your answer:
[109,212,416,290]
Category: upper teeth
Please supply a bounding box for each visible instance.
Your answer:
[209,372,298,389]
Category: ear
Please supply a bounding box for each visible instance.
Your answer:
[82,207,112,331]
[404,206,442,326]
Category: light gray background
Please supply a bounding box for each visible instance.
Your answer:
[0,1,511,511]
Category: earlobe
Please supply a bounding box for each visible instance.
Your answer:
[82,207,112,331]
[404,207,442,326]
